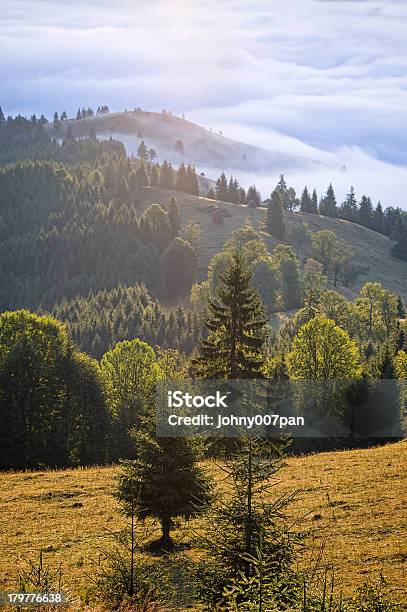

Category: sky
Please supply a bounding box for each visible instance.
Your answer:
[1,0,406,207]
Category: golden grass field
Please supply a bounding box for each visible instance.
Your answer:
[0,441,406,607]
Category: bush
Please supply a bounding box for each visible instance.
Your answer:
[212,208,224,224]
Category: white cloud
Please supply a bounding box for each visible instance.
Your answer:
[0,0,406,206]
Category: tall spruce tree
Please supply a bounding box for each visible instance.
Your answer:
[311,188,318,213]
[194,252,268,379]
[319,183,337,217]
[267,191,285,239]
[215,172,228,201]
[300,186,312,212]
[340,186,358,222]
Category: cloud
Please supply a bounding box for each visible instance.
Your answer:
[0,0,406,206]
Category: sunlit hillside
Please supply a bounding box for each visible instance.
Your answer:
[1,442,405,607]
[137,186,407,302]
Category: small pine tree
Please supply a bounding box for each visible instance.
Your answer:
[197,437,301,609]
[115,432,212,549]
[212,208,224,225]
[193,252,268,379]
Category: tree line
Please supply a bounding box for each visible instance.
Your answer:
[212,170,407,262]
[0,157,198,311]
[1,251,405,470]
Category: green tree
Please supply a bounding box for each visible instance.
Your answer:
[266,191,285,240]
[160,238,197,299]
[339,186,358,222]
[273,245,301,309]
[251,257,281,315]
[359,195,373,228]
[197,438,301,610]
[311,230,341,276]
[159,160,174,189]
[194,252,268,379]
[168,196,181,236]
[0,311,109,468]
[215,172,228,201]
[115,433,212,549]
[319,183,337,217]
[300,186,312,212]
[395,350,407,378]
[101,339,162,456]
[175,162,187,191]
[141,204,172,252]
[287,317,361,379]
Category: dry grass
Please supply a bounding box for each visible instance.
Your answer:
[0,442,406,606]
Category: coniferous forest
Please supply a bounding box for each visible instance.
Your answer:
[0,107,406,610]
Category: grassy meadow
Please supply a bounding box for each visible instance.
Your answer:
[1,441,406,607]
[138,187,407,303]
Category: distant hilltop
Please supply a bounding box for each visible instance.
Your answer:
[47,108,322,175]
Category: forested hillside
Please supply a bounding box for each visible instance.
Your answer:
[1,107,407,610]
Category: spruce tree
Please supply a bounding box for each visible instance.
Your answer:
[340,186,358,222]
[319,183,337,217]
[215,172,228,201]
[373,202,384,234]
[311,188,318,214]
[186,165,199,195]
[274,174,289,209]
[246,185,261,207]
[300,186,312,212]
[194,252,268,379]
[267,191,285,240]
[198,437,301,609]
[175,162,187,191]
[159,160,174,189]
[115,433,212,550]
[359,195,373,228]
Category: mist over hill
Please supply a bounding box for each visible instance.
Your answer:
[55,110,407,208]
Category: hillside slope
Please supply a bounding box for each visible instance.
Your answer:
[0,442,405,603]
[138,186,407,301]
[53,110,321,175]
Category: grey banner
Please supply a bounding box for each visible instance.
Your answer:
[156,379,406,439]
